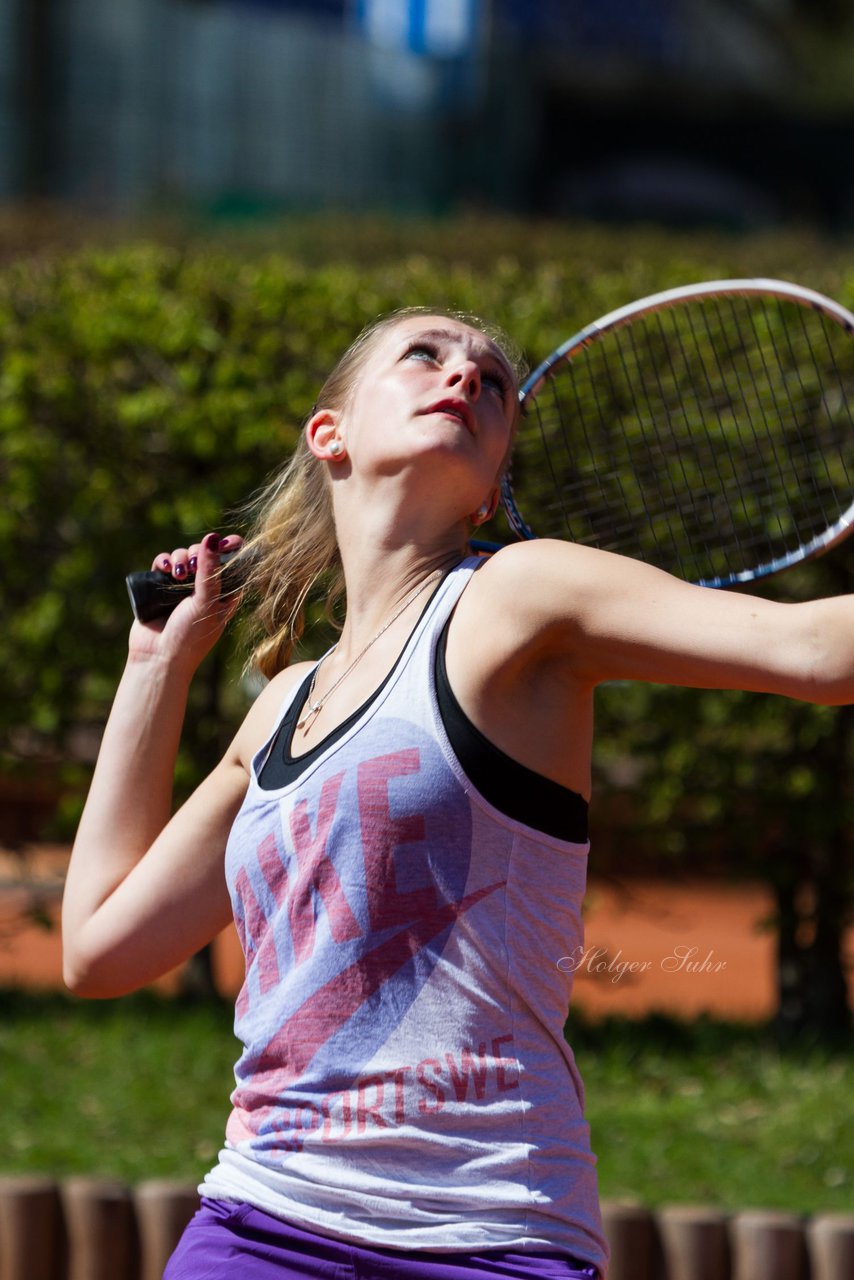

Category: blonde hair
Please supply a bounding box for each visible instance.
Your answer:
[233,308,526,679]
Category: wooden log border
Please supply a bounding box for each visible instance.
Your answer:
[0,1180,851,1279]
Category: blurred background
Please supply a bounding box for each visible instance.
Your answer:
[3,0,854,227]
[0,0,852,1233]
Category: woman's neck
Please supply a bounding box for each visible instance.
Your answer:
[329,474,473,653]
[334,543,464,659]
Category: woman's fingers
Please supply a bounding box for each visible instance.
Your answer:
[149,546,189,575]
[201,535,244,611]
[149,534,242,583]
[172,547,192,579]
[191,533,223,607]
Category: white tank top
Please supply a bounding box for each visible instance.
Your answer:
[200,558,608,1274]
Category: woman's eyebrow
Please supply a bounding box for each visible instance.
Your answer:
[402,327,465,346]
[405,328,514,377]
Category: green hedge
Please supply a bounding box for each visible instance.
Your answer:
[2,217,854,774]
[1,213,852,1033]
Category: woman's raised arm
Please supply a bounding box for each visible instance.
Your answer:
[469,538,854,705]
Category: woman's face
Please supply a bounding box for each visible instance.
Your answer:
[339,315,519,505]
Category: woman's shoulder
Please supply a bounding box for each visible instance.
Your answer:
[451,540,596,674]
[455,538,652,672]
[466,538,613,614]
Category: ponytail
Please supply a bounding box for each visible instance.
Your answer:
[235,434,342,679]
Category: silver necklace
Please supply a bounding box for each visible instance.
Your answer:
[296,569,445,732]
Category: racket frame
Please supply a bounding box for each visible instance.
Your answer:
[502,278,854,586]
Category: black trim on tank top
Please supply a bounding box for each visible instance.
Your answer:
[258,597,589,843]
[435,614,589,842]
[257,661,398,791]
[257,577,446,791]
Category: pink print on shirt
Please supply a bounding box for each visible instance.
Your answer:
[230,1035,521,1151]
[226,732,507,1146]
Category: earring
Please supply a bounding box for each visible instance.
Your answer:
[475,502,490,522]
[328,440,344,457]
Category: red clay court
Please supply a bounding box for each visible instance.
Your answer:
[7,845,851,1020]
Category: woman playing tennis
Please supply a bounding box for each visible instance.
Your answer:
[62,309,854,1280]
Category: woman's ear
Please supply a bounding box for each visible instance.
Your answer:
[306,409,346,461]
[471,488,500,526]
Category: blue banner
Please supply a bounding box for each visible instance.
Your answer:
[357,0,482,59]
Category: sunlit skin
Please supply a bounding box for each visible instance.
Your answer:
[62,313,854,999]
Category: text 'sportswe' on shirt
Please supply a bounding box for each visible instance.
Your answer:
[200,559,609,1276]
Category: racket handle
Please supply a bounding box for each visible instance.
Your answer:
[126,549,245,624]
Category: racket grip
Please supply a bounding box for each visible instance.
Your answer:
[126,549,246,624]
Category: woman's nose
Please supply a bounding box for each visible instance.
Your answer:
[447,359,481,397]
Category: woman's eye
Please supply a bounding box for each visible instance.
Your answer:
[404,343,438,363]
[484,370,510,398]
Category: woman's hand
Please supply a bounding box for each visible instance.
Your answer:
[128,531,243,674]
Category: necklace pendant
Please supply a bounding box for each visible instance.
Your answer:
[296,700,322,731]
[292,568,445,736]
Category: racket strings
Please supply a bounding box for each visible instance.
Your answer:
[507,291,854,584]
[662,302,758,569]
[768,304,851,547]
[802,304,854,490]
[786,305,854,505]
[611,326,674,563]
[685,303,758,557]
[627,318,691,566]
[719,299,796,554]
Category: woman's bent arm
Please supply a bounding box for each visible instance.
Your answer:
[62,533,246,997]
[61,655,245,997]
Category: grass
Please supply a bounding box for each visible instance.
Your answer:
[569,1014,853,1214]
[2,989,851,1213]
[1,989,237,1181]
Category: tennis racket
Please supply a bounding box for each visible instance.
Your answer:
[500,278,854,587]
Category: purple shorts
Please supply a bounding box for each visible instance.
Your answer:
[163,1198,600,1280]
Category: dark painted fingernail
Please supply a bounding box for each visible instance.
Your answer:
[160,557,171,571]
[205,532,221,553]
[174,564,187,578]
[188,556,198,573]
